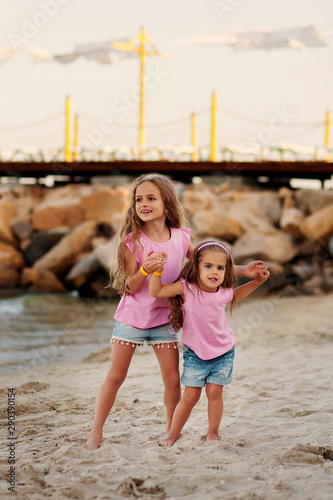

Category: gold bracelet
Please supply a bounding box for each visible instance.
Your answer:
[140,266,149,276]
[153,270,163,276]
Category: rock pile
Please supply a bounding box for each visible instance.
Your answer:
[1,179,333,297]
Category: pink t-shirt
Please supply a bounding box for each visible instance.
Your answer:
[114,227,191,329]
[181,280,235,360]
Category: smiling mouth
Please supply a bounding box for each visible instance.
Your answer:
[141,210,152,214]
[209,277,218,282]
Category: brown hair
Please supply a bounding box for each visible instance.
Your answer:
[169,241,237,331]
[112,173,189,295]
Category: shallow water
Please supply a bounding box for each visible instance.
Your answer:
[0,292,119,374]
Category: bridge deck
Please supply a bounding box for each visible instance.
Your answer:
[0,160,332,182]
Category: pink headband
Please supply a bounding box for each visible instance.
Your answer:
[197,242,230,258]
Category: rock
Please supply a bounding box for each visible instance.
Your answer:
[94,236,118,275]
[233,230,299,264]
[10,219,33,241]
[192,207,243,241]
[182,187,213,213]
[278,187,296,209]
[295,189,333,214]
[23,227,70,267]
[279,207,306,236]
[110,212,126,234]
[0,241,24,287]
[0,198,16,244]
[81,186,129,223]
[323,263,333,291]
[300,274,325,295]
[33,220,97,276]
[0,263,20,287]
[218,190,281,225]
[0,242,25,269]
[21,267,39,287]
[32,196,86,230]
[299,203,333,241]
[28,269,66,292]
[65,252,100,289]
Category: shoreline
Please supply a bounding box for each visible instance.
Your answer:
[1,294,333,499]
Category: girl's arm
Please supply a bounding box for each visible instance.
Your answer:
[149,256,184,298]
[235,260,268,279]
[125,249,164,294]
[234,269,270,302]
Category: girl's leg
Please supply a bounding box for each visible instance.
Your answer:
[160,386,202,447]
[153,344,181,433]
[85,343,136,451]
[205,383,224,443]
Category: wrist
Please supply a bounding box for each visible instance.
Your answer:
[140,266,150,276]
[153,270,164,276]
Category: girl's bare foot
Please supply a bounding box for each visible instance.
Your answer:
[159,435,177,447]
[85,430,102,451]
[205,433,219,444]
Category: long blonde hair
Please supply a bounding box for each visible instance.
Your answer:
[169,242,237,331]
[112,173,188,295]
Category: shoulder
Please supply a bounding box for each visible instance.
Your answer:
[171,227,191,246]
[219,287,234,303]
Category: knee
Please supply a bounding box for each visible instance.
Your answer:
[205,384,223,400]
[105,369,127,388]
[183,388,201,406]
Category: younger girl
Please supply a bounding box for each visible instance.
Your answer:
[149,242,270,447]
[85,173,267,451]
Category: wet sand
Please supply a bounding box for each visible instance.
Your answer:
[1,294,333,499]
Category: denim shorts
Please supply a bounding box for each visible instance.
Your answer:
[111,321,179,348]
[181,345,235,387]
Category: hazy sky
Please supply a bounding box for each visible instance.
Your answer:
[1,0,333,154]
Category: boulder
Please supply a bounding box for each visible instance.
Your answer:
[81,186,129,223]
[28,269,66,293]
[295,189,333,214]
[94,236,117,274]
[233,230,299,264]
[0,263,20,287]
[278,187,296,209]
[21,267,39,287]
[32,196,86,230]
[192,207,243,241]
[0,242,25,269]
[299,203,333,241]
[0,242,24,287]
[33,220,97,276]
[218,190,281,225]
[279,207,306,236]
[182,187,213,213]
[65,252,100,289]
[11,219,33,241]
[0,198,16,244]
[23,227,70,267]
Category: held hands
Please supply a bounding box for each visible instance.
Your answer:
[244,260,268,279]
[142,251,167,275]
[254,268,270,284]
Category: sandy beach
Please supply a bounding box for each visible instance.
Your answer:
[1,293,333,500]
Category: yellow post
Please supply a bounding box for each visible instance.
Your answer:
[325,110,330,161]
[210,92,218,162]
[73,114,79,161]
[111,28,171,156]
[191,113,198,162]
[65,96,72,163]
[139,29,145,153]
